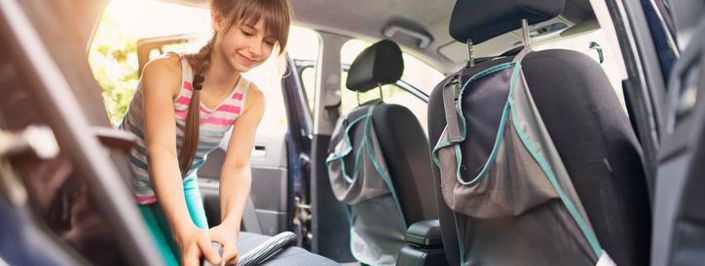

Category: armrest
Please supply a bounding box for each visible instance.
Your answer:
[398,219,446,266]
[405,219,443,247]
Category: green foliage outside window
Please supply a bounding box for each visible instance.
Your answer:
[88,14,139,125]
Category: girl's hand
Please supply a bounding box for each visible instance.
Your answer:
[176,226,221,266]
[209,224,240,265]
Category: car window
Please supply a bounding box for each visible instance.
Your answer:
[287,28,321,115]
[87,0,304,134]
[339,39,444,134]
[300,67,317,111]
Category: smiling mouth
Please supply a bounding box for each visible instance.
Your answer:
[238,53,257,66]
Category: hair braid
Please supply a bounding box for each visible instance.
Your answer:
[179,35,215,175]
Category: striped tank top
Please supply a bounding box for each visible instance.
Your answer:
[118,55,250,205]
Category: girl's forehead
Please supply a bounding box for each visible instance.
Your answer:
[241,17,263,28]
[239,18,274,36]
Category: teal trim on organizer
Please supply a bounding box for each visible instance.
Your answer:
[431,137,451,166]
[446,63,518,264]
[454,63,517,186]
[344,203,383,266]
[363,111,408,227]
[339,116,393,266]
[431,63,516,172]
[454,62,517,139]
[347,226,383,266]
[325,107,407,226]
[342,204,357,265]
[345,116,372,184]
[433,60,603,261]
[431,62,518,186]
[451,211,466,265]
[347,227,367,266]
[325,114,371,184]
[507,65,603,258]
[325,114,370,162]
[454,89,511,186]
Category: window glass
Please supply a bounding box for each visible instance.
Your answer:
[301,67,317,111]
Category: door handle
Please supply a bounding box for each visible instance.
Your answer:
[252,145,267,157]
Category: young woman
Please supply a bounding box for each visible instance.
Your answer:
[118,1,291,265]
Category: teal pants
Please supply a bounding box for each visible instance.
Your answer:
[139,177,209,266]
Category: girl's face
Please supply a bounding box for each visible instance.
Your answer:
[216,18,276,73]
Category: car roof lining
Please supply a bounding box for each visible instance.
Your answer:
[157,0,595,74]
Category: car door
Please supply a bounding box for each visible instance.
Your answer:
[0,0,161,265]
[646,1,705,265]
[610,0,705,264]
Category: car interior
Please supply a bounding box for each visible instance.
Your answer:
[1,0,704,265]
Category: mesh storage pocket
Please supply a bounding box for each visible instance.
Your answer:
[326,105,408,266]
[432,55,608,264]
[433,65,558,219]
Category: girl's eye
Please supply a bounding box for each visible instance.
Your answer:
[265,40,276,46]
[241,29,254,36]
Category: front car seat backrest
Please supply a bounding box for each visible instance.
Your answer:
[326,39,437,265]
[346,39,437,224]
[428,0,651,265]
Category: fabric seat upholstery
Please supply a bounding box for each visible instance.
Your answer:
[327,39,437,264]
[340,39,437,226]
[427,0,651,265]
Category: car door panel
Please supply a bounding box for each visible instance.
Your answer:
[198,130,289,236]
[651,10,705,266]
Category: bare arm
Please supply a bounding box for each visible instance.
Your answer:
[142,55,219,265]
[210,84,265,265]
[142,56,192,237]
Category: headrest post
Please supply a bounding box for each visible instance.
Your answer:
[357,91,361,106]
[377,83,384,102]
[521,19,531,47]
[466,39,475,67]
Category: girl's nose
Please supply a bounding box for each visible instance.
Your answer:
[248,38,263,59]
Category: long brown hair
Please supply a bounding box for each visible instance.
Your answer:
[179,0,291,174]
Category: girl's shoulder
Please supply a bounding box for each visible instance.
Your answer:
[142,53,182,76]
[242,80,264,112]
[141,53,183,97]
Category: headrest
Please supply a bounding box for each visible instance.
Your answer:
[346,39,404,92]
[450,0,565,44]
